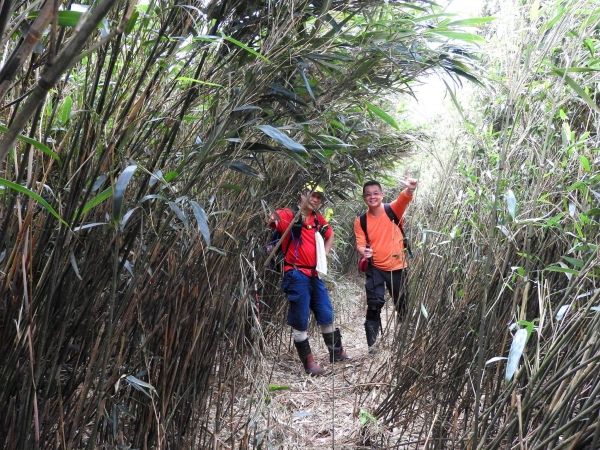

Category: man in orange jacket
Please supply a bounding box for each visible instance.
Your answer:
[354,174,418,353]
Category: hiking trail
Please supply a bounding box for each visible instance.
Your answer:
[242,276,412,449]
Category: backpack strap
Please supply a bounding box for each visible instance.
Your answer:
[384,204,413,258]
[359,212,369,245]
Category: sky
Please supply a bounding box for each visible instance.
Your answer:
[406,0,487,124]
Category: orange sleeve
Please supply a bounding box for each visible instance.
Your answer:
[390,189,413,221]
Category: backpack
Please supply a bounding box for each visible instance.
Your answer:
[359,203,413,259]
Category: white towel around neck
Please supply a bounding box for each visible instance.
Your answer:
[315,232,327,277]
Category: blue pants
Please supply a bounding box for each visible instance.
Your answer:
[365,266,408,321]
[281,269,334,331]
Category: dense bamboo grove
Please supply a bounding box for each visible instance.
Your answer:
[372,1,600,448]
[0,0,480,447]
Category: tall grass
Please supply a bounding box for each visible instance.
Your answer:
[376,0,600,448]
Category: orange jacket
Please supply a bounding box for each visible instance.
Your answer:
[354,189,414,271]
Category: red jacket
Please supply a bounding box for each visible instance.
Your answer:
[271,208,332,277]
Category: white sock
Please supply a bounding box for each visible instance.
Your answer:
[292,328,308,342]
[320,323,335,334]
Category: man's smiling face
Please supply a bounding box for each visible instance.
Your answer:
[363,186,383,208]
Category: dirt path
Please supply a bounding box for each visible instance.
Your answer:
[255,277,404,449]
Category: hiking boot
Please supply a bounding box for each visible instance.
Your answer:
[364,320,380,354]
[294,339,325,375]
[322,328,349,363]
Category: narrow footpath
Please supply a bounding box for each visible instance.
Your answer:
[253,277,407,449]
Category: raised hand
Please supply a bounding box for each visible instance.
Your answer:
[402,170,418,192]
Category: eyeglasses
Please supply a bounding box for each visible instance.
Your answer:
[363,192,382,198]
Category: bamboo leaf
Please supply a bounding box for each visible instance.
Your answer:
[70,252,82,280]
[551,70,600,113]
[446,17,497,27]
[140,194,166,203]
[125,9,138,34]
[232,105,263,112]
[91,174,107,192]
[442,79,473,132]
[429,30,485,43]
[529,0,540,20]
[208,246,226,256]
[190,200,210,246]
[268,385,290,391]
[420,303,429,319]
[73,222,107,232]
[60,96,73,124]
[256,125,307,154]
[79,187,112,218]
[122,259,134,277]
[222,161,262,179]
[545,264,579,279]
[506,328,528,383]
[517,320,536,340]
[541,5,566,33]
[296,66,316,104]
[221,34,271,64]
[125,375,155,398]
[0,178,67,225]
[168,202,189,230]
[267,82,308,106]
[0,125,60,161]
[112,165,137,222]
[28,10,82,27]
[366,103,399,130]
[505,189,517,220]
[586,208,600,218]
[562,256,585,268]
[119,207,139,231]
[27,9,108,29]
[164,171,179,182]
[176,77,223,87]
[580,155,590,171]
[556,304,572,321]
[486,356,507,365]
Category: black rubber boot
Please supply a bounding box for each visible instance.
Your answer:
[322,328,349,363]
[364,320,380,354]
[294,339,325,375]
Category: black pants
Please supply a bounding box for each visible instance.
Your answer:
[365,266,408,322]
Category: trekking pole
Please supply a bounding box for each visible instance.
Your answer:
[250,246,260,323]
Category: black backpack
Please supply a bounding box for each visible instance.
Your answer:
[359,204,413,258]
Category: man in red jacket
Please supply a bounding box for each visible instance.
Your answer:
[270,184,349,375]
[354,174,418,353]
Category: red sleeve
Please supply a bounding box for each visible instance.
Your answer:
[270,208,293,232]
[317,213,333,239]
